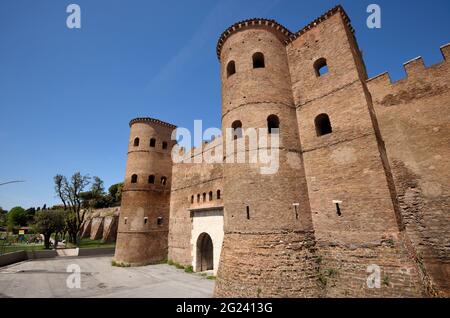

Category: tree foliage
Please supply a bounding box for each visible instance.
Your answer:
[7,206,28,230]
[80,179,122,209]
[53,173,122,244]
[108,182,123,205]
[34,209,66,249]
[0,207,7,227]
[54,172,90,244]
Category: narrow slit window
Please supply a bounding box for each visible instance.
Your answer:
[246,206,250,219]
[335,203,341,216]
[161,176,167,185]
[144,217,148,224]
[217,190,221,200]
[162,141,168,150]
[209,191,213,201]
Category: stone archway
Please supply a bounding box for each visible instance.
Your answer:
[196,232,213,271]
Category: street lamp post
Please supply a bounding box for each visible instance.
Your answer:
[0,181,25,186]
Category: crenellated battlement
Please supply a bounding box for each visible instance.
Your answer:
[216,5,352,60]
[174,135,223,164]
[367,43,450,89]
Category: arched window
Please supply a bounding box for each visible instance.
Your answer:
[231,120,242,140]
[227,60,236,77]
[131,174,138,183]
[162,141,168,150]
[133,137,140,147]
[150,138,156,147]
[202,193,206,202]
[314,58,328,77]
[191,195,194,204]
[209,191,213,201]
[252,52,265,68]
[315,113,332,136]
[148,175,155,184]
[267,115,279,134]
[160,176,167,185]
[197,194,200,203]
[217,190,221,200]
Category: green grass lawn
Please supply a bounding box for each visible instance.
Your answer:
[66,238,115,249]
[1,244,46,254]
[0,238,115,255]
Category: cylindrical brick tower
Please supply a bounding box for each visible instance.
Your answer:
[114,117,176,266]
[215,20,320,297]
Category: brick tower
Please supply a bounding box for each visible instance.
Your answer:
[288,7,424,296]
[213,6,427,297]
[214,19,320,297]
[113,118,176,266]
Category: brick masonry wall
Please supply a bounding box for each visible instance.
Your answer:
[215,231,320,297]
[285,10,425,297]
[118,5,449,297]
[168,141,224,266]
[367,46,450,296]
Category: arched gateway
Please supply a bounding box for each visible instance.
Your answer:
[196,232,214,271]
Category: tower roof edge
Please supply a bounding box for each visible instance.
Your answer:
[215,5,353,60]
[129,117,177,129]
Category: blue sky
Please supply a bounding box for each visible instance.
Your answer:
[0,0,449,210]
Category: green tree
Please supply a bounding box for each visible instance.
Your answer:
[34,210,66,249]
[7,206,28,230]
[54,172,91,244]
[91,176,104,197]
[25,207,36,223]
[80,176,109,209]
[0,207,8,227]
[108,182,123,205]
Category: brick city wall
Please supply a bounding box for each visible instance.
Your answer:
[168,139,224,266]
[367,45,450,296]
[114,5,449,297]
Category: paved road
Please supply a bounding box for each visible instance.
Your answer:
[0,256,215,298]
